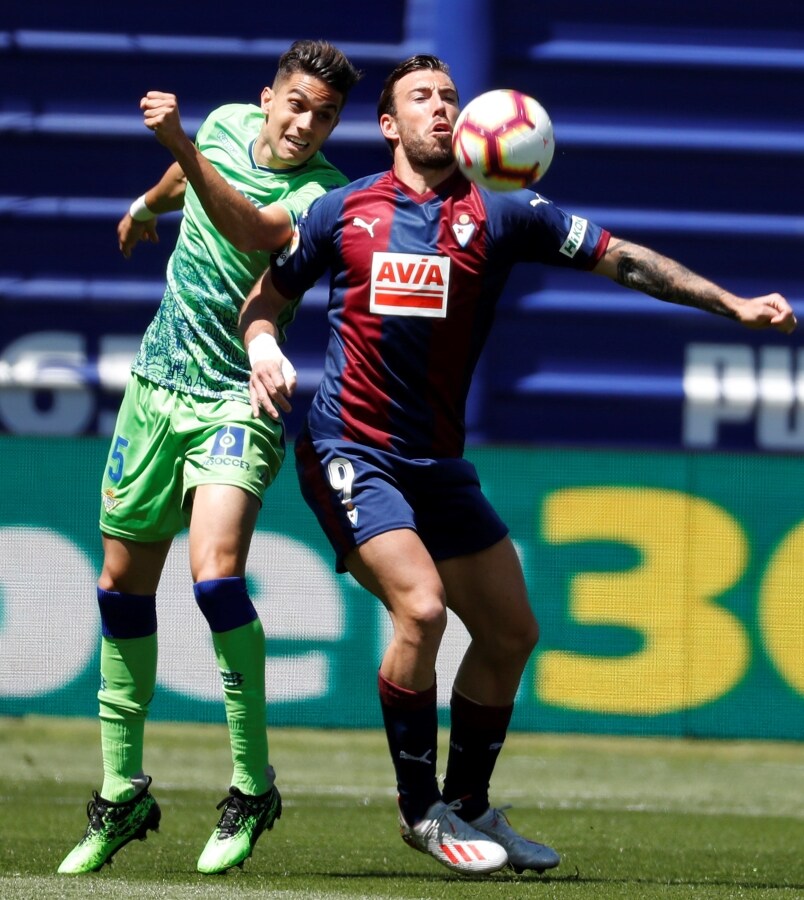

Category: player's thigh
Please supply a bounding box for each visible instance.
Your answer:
[346,527,446,624]
[437,536,538,645]
[188,483,261,580]
[414,456,509,563]
[100,375,188,542]
[295,430,422,573]
[182,398,284,507]
[182,400,282,580]
[99,534,173,594]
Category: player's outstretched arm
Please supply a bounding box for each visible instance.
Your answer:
[117,161,187,258]
[140,91,294,253]
[594,236,797,334]
[239,269,297,420]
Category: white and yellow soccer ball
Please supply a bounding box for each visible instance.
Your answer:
[452,89,555,191]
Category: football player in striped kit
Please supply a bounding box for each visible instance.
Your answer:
[247,56,793,876]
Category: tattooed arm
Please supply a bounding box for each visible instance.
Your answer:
[594,237,797,334]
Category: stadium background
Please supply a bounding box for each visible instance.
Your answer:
[1,0,802,740]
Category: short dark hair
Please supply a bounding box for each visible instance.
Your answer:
[376,55,454,121]
[275,39,363,102]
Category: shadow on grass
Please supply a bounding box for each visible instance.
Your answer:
[304,867,804,892]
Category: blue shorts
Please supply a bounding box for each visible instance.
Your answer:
[294,424,509,572]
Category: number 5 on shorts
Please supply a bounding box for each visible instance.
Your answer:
[108,435,130,484]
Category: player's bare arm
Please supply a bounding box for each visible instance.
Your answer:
[117,161,187,258]
[239,270,297,420]
[595,237,797,334]
[140,91,294,253]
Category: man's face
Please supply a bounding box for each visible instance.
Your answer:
[386,69,460,169]
[260,73,342,168]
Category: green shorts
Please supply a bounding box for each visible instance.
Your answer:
[100,374,284,542]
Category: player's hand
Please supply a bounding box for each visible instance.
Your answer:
[117,213,159,258]
[247,333,297,420]
[140,91,185,149]
[736,293,797,334]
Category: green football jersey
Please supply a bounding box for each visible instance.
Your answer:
[131,103,348,400]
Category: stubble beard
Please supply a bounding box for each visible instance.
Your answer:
[400,130,454,170]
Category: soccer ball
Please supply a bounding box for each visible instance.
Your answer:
[452,89,554,191]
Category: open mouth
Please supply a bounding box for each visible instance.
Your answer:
[285,135,309,151]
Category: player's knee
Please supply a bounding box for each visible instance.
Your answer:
[191,553,244,584]
[193,576,258,633]
[396,592,448,647]
[511,614,539,657]
[96,588,157,639]
[482,613,539,665]
[520,615,540,654]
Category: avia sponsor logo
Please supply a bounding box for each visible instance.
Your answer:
[559,214,588,258]
[369,252,451,318]
[204,425,251,470]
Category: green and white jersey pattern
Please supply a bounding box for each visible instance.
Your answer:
[132,103,348,401]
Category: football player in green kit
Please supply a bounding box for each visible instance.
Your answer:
[58,40,362,876]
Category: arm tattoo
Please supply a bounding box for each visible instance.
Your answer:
[610,240,735,319]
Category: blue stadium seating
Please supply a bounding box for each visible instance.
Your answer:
[2,1,803,449]
[483,0,804,449]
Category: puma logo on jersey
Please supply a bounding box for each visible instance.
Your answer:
[370,251,451,318]
[529,194,549,207]
[353,216,380,237]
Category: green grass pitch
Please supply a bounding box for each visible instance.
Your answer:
[0,717,802,899]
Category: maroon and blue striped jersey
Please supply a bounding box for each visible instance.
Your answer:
[271,168,610,458]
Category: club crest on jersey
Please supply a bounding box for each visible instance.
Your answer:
[370,252,451,318]
[452,213,476,248]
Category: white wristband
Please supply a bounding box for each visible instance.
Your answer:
[247,332,297,383]
[129,194,156,222]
